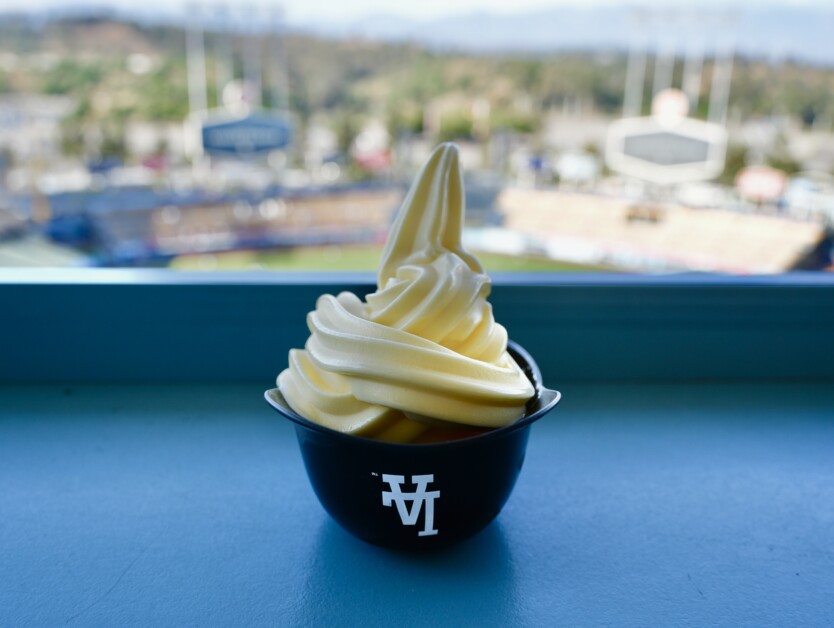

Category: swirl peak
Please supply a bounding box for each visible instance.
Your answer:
[378,143,483,287]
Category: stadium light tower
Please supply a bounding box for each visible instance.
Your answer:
[268,4,289,112]
[607,9,737,186]
[708,16,736,127]
[186,1,208,116]
[622,9,648,118]
[680,10,705,111]
[214,3,234,108]
[242,2,263,109]
[184,1,293,178]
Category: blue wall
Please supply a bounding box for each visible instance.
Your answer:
[2,270,833,384]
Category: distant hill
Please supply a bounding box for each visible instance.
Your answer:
[0,13,831,136]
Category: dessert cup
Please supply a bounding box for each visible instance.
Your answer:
[265,340,561,550]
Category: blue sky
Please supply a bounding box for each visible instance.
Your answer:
[0,0,829,25]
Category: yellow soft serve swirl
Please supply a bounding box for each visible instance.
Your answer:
[277,143,535,442]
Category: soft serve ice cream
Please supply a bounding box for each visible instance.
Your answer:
[277,143,535,443]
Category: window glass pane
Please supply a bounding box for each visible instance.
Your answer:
[1,3,831,273]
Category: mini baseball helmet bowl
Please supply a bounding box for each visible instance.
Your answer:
[264,341,561,550]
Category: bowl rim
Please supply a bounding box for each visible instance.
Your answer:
[264,340,561,450]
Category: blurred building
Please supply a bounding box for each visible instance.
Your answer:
[0,95,75,164]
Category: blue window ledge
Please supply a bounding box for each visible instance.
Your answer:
[2,270,833,626]
[1,269,833,383]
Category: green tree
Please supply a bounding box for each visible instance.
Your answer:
[387,102,423,137]
[766,154,801,176]
[137,62,189,121]
[60,98,92,156]
[42,61,103,95]
[492,110,537,134]
[719,144,748,185]
[336,112,360,154]
[438,113,473,142]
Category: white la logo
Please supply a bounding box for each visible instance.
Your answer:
[381,474,440,537]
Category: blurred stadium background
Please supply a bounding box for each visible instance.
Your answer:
[0,1,832,273]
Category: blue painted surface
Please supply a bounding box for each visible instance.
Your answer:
[2,382,834,626]
[2,270,834,384]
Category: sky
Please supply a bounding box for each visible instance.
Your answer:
[0,0,829,25]
[7,0,560,22]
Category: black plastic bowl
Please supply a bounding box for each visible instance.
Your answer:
[264,341,561,550]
